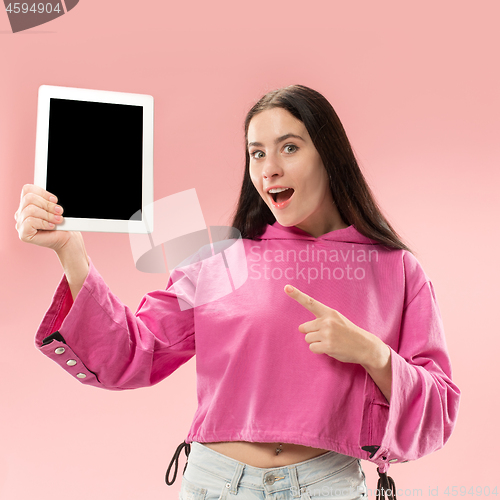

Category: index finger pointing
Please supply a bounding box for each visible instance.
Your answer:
[284,284,329,317]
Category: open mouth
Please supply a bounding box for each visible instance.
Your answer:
[268,187,295,207]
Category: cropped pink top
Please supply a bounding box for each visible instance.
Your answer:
[35,222,460,473]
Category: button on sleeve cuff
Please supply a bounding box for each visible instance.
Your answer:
[35,257,102,388]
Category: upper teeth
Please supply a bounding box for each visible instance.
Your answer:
[269,187,291,193]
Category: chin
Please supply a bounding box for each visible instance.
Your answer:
[273,215,301,228]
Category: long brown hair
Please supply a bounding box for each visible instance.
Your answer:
[231,85,410,252]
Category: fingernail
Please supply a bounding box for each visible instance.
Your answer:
[49,195,57,202]
[285,285,294,293]
[54,205,63,214]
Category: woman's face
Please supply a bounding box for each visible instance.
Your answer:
[248,107,344,238]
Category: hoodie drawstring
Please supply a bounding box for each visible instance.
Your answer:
[376,468,397,500]
[165,441,191,486]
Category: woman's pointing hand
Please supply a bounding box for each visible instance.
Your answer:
[284,284,376,365]
[284,284,392,401]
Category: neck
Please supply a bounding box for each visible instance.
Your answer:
[294,206,348,238]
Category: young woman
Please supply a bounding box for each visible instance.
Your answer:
[15,85,460,500]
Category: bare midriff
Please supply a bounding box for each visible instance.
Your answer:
[201,441,331,468]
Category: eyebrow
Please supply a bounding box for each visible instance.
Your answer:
[247,133,305,149]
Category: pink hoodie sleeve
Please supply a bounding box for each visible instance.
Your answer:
[361,253,460,471]
[35,258,195,390]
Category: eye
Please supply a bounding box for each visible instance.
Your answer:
[283,144,298,154]
[250,150,265,160]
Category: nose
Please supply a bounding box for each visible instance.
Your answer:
[262,155,283,180]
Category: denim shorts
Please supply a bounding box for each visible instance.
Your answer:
[179,442,367,500]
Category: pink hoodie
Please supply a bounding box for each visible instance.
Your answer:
[35,222,460,473]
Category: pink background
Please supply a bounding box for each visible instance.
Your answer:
[1,1,499,499]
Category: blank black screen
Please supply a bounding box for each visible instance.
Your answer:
[46,98,143,221]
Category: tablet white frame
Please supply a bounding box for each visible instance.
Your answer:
[34,85,154,233]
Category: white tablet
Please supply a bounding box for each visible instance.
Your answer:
[34,85,154,233]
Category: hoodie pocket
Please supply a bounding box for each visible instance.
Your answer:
[360,373,390,452]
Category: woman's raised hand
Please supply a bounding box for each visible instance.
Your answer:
[15,184,89,299]
[15,184,72,251]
